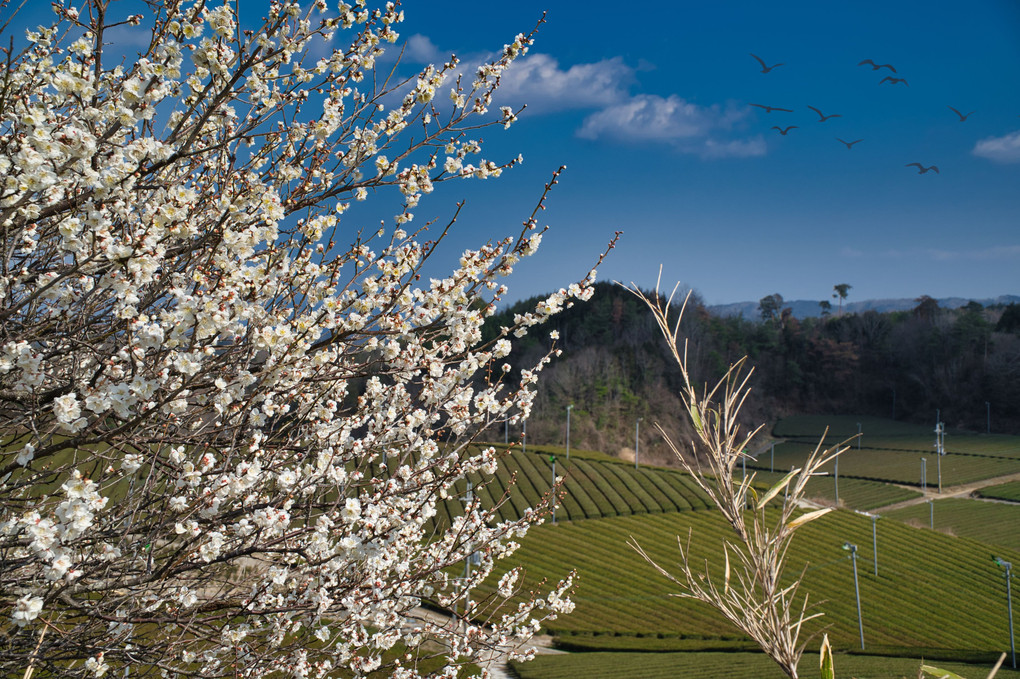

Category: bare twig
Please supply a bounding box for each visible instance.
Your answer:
[619,274,847,679]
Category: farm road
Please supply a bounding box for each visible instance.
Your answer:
[870,470,1020,514]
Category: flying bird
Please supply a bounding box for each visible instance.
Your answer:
[858,59,896,72]
[906,163,939,174]
[749,103,794,113]
[750,53,784,73]
[880,77,909,86]
[772,126,797,135]
[947,106,975,121]
[837,137,863,149]
[807,105,842,122]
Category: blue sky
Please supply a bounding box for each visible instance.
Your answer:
[397,0,1020,306]
[10,1,1020,306]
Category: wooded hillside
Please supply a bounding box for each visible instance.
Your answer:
[481,284,1020,462]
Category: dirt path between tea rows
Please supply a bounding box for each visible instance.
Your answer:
[866,470,1020,514]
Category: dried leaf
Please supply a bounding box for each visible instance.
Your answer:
[787,507,832,531]
[723,545,731,594]
[756,468,799,510]
[919,665,966,679]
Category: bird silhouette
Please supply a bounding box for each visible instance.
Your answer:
[749,103,794,113]
[906,163,939,174]
[880,77,909,86]
[837,137,863,149]
[858,59,896,72]
[750,53,784,73]
[947,106,975,121]
[808,105,842,122]
[772,126,797,135]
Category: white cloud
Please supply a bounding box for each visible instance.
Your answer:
[496,54,633,112]
[374,41,761,160]
[972,130,1020,163]
[403,34,444,64]
[576,94,762,158]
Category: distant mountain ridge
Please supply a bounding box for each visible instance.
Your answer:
[709,294,1020,320]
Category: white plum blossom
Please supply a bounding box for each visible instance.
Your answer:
[0,2,613,677]
[52,393,81,424]
[12,596,43,627]
[15,444,34,467]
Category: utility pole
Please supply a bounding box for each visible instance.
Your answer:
[834,454,839,506]
[634,418,643,469]
[935,422,944,494]
[994,557,1016,669]
[844,542,865,650]
[549,455,558,525]
[460,482,479,626]
[855,510,880,576]
[565,404,573,461]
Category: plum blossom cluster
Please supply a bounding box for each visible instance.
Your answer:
[0,2,609,677]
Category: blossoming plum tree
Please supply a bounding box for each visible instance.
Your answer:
[0,1,606,676]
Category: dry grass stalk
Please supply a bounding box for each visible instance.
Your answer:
[621,276,848,679]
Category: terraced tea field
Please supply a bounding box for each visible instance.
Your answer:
[433,450,713,529]
[477,507,1020,657]
[511,651,1020,679]
[747,469,921,510]
[427,427,1020,677]
[755,415,1020,489]
[750,440,1018,487]
[977,480,1020,502]
[885,497,1020,551]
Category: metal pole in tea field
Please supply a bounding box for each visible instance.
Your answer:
[871,515,878,575]
[565,404,573,461]
[834,455,839,506]
[921,457,927,494]
[935,422,944,494]
[994,557,1016,668]
[549,455,557,525]
[855,511,880,576]
[928,499,934,530]
[460,482,475,623]
[844,542,865,650]
[634,418,643,469]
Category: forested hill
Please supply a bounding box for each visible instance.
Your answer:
[479,283,1020,463]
